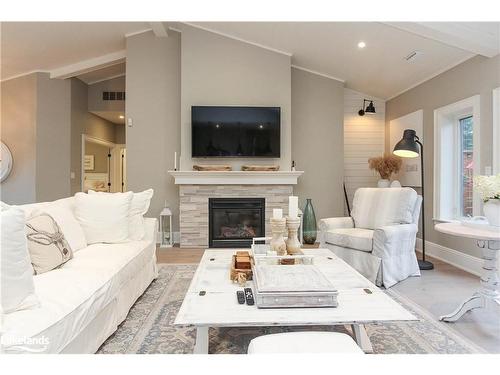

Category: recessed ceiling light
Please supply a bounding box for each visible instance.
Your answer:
[357,41,366,49]
[119,115,124,119]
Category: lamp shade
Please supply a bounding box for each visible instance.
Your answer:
[393,129,420,158]
[365,101,376,114]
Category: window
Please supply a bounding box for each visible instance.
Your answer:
[434,95,480,222]
[459,116,473,217]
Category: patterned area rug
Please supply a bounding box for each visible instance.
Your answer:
[98,264,485,354]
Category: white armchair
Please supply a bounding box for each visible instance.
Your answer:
[319,187,422,288]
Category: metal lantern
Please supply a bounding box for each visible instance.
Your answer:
[160,206,173,248]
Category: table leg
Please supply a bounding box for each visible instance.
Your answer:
[351,324,373,354]
[440,240,499,322]
[193,326,209,354]
[439,293,485,322]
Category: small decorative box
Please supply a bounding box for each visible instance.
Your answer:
[252,263,338,308]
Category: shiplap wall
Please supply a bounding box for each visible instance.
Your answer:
[344,88,386,212]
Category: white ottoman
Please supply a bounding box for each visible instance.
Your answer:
[247,332,365,354]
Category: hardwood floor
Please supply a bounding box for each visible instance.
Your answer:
[156,246,500,353]
[156,246,204,264]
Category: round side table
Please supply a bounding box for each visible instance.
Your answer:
[434,222,500,322]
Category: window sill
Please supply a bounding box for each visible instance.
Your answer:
[432,218,459,224]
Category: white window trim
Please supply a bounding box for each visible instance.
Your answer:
[493,87,500,174]
[433,95,481,221]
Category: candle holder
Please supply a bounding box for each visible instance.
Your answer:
[286,217,302,255]
[270,218,287,256]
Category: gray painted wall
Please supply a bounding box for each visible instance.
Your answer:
[386,55,500,258]
[126,31,181,226]
[1,74,38,204]
[36,73,71,202]
[1,73,71,204]
[85,141,110,173]
[70,78,121,195]
[291,67,345,220]
[180,25,292,171]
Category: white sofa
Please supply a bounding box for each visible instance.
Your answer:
[1,197,158,354]
[319,188,421,288]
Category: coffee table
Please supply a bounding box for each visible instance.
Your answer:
[174,248,417,354]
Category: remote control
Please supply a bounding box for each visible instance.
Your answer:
[244,287,255,306]
[236,290,245,304]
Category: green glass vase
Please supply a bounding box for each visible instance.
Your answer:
[302,198,317,244]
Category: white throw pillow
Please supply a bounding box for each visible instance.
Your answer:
[26,213,74,274]
[89,189,154,241]
[33,201,87,252]
[74,192,133,244]
[1,207,39,314]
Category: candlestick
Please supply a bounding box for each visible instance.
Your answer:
[174,152,177,171]
[270,218,287,256]
[289,196,298,219]
[272,208,283,219]
[286,217,302,255]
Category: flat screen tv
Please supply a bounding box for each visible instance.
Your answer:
[191,106,280,158]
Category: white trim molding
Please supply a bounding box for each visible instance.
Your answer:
[182,22,293,57]
[386,55,474,101]
[433,95,481,221]
[50,50,126,80]
[0,70,50,83]
[291,65,345,83]
[493,87,500,174]
[416,238,482,277]
[87,73,126,86]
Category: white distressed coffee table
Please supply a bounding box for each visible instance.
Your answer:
[435,223,500,322]
[174,249,417,354]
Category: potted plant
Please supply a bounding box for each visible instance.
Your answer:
[368,154,403,187]
[474,174,500,226]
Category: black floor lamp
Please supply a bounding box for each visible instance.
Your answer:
[393,129,434,270]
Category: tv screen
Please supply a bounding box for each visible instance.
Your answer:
[191,106,280,158]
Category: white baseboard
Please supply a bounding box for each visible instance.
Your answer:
[416,238,482,277]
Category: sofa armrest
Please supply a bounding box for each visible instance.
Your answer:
[318,217,354,245]
[143,217,158,243]
[372,223,418,259]
[319,217,354,232]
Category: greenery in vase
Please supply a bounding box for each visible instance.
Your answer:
[473,174,500,202]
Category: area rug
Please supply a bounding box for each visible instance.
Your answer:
[97,264,485,354]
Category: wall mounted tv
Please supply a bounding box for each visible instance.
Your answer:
[191,106,281,158]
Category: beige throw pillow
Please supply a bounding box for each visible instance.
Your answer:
[26,213,73,275]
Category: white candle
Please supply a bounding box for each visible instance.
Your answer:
[273,208,283,219]
[174,152,177,170]
[289,196,298,219]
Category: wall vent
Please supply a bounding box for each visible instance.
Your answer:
[404,50,423,62]
[102,91,126,101]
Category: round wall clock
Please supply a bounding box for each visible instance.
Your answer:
[0,141,13,183]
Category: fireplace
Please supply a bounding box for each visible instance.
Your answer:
[209,198,265,248]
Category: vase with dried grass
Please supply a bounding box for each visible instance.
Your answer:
[368,154,403,187]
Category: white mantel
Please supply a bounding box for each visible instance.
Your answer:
[168,170,304,185]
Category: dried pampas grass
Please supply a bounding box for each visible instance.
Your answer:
[368,154,403,180]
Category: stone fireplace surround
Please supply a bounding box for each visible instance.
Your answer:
[169,171,303,248]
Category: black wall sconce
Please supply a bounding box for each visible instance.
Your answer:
[358,99,376,116]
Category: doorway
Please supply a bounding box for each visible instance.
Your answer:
[82,135,126,193]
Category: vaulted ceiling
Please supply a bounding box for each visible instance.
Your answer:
[1,21,498,99]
